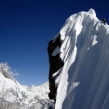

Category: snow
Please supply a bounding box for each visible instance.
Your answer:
[51,9,109,109]
[0,63,54,109]
[91,35,98,46]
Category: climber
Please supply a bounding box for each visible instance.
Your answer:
[48,34,62,55]
[48,34,64,101]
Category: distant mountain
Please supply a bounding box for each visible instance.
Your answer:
[48,9,109,109]
[0,63,54,109]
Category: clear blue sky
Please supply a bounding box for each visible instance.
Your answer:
[0,0,108,86]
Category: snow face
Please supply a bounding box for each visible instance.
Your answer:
[51,9,109,109]
[0,63,54,109]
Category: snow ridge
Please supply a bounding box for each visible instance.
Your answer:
[53,9,109,109]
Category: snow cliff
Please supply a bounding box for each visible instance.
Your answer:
[50,9,109,109]
[0,63,53,109]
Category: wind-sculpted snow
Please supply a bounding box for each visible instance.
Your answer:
[0,63,54,109]
[49,9,109,109]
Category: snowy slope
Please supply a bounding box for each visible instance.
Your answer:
[51,9,109,109]
[0,63,53,109]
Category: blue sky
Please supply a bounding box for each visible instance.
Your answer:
[0,0,108,85]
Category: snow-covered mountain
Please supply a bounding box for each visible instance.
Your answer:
[48,9,109,109]
[1,9,109,109]
[0,63,54,109]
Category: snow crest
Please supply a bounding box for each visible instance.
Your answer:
[54,9,109,109]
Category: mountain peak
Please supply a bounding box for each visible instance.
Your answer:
[0,63,14,80]
[60,9,99,42]
[88,8,96,16]
[48,9,109,109]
